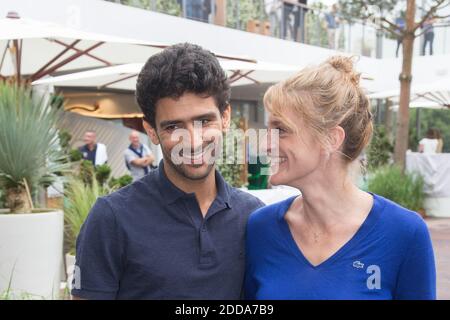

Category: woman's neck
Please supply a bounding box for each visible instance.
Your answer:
[289,164,373,233]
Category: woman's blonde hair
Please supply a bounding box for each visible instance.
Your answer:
[264,55,373,162]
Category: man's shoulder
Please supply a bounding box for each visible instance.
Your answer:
[228,187,265,212]
[101,172,159,210]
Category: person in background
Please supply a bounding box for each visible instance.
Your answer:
[325,4,339,49]
[418,128,439,154]
[124,130,155,181]
[298,0,308,43]
[185,0,206,22]
[78,130,108,166]
[266,0,282,37]
[282,0,300,41]
[422,17,435,55]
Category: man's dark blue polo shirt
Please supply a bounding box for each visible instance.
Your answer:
[71,161,265,299]
[78,144,97,165]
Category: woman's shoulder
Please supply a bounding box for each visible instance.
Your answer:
[372,193,428,237]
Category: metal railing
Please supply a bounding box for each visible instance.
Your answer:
[105,0,450,58]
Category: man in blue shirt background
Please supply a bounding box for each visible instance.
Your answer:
[71,43,264,300]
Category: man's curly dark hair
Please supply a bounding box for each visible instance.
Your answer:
[135,43,230,128]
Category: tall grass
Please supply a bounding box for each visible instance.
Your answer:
[63,177,112,254]
[368,166,425,212]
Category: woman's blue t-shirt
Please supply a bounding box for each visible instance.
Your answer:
[245,193,436,300]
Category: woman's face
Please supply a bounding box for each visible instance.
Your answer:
[267,108,324,187]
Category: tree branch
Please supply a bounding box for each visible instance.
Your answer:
[413,0,447,32]
[434,14,450,19]
[380,17,403,36]
[415,22,450,37]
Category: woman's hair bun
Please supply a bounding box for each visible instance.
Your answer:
[327,56,361,86]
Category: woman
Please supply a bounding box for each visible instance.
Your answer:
[418,128,439,154]
[245,56,436,300]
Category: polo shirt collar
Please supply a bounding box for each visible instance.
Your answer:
[156,160,231,208]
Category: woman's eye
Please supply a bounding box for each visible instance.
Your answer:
[201,119,210,125]
[275,127,287,134]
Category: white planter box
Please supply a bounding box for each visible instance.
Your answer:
[424,197,450,218]
[0,209,64,299]
[65,253,76,292]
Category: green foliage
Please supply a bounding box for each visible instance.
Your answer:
[305,2,329,47]
[409,108,450,152]
[338,0,397,24]
[50,94,65,110]
[367,125,393,170]
[368,165,425,212]
[227,0,267,30]
[78,160,112,187]
[69,149,83,162]
[156,0,181,16]
[79,160,95,185]
[0,82,69,209]
[64,177,112,254]
[95,164,112,186]
[216,118,246,188]
[109,174,133,189]
[58,130,72,152]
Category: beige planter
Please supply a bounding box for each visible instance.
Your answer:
[0,209,64,299]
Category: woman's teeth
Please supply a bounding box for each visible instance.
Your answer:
[271,157,287,164]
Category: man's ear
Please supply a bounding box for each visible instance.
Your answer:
[143,119,160,145]
[222,105,231,131]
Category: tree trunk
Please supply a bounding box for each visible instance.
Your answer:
[393,0,416,171]
[6,185,32,213]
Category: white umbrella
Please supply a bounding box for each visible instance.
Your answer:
[0,15,253,84]
[32,60,301,90]
[390,100,447,111]
[368,76,450,109]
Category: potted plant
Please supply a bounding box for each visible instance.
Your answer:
[0,82,68,299]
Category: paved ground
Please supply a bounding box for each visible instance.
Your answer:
[426,218,450,300]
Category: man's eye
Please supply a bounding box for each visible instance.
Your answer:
[165,125,179,131]
[201,119,210,125]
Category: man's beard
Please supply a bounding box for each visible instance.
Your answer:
[161,142,217,181]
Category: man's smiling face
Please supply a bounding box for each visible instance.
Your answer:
[144,92,230,181]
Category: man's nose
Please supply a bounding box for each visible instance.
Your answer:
[187,122,204,151]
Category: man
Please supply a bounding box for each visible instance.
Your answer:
[78,130,108,166]
[124,130,155,181]
[325,4,339,49]
[71,43,265,299]
[422,17,436,56]
[282,0,300,41]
